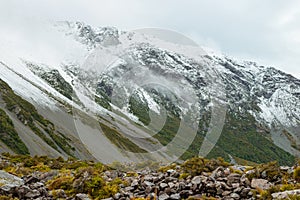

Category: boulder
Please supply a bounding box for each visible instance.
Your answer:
[251,178,272,190]
[75,193,92,200]
[191,176,201,185]
[160,182,168,189]
[25,189,41,198]
[158,193,169,200]
[230,192,240,199]
[170,193,181,200]
[0,170,24,193]
[227,173,241,185]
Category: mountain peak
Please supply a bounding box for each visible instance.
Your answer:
[0,21,299,165]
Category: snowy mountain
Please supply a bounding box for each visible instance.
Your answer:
[0,21,299,165]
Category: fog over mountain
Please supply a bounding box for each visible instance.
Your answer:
[0,0,299,78]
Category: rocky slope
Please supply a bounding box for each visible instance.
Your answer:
[1,154,300,200]
[0,21,299,166]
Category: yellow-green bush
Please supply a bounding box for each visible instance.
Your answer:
[294,166,300,182]
[187,195,218,200]
[246,161,286,182]
[179,173,189,180]
[159,163,177,173]
[181,157,230,176]
[31,163,51,172]
[47,172,74,192]
[287,194,300,200]
[0,196,18,200]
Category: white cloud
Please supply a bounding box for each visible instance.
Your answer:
[0,0,299,78]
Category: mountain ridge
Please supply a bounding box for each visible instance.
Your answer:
[0,21,299,166]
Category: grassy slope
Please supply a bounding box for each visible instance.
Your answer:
[128,94,295,165]
[99,122,147,153]
[214,112,295,166]
[0,78,75,157]
[0,108,29,155]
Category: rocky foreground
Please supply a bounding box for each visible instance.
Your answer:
[0,154,300,200]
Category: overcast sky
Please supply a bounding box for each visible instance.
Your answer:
[1,0,299,78]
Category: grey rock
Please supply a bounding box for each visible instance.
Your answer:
[144,175,153,181]
[24,175,40,184]
[25,189,41,198]
[271,189,300,199]
[211,167,225,178]
[113,193,122,199]
[148,193,156,200]
[251,178,272,190]
[216,188,223,195]
[0,170,24,191]
[159,193,169,200]
[280,166,294,174]
[104,171,111,177]
[220,182,232,190]
[240,175,251,186]
[222,190,232,196]
[168,182,175,188]
[180,190,193,198]
[0,184,17,192]
[233,186,243,193]
[231,183,240,189]
[75,193,91,200]
[178,182,186,190]
[246,169,255,175]
[16,185,31,198]
[131,180,139,187]
[191,176,201,185]
[261,171,267,179]
[39,170,58,182]
[167,169,175,174]
[164,187,172,195]
[227,173,241,185]
[170,193,181,200]
[240,187,251,197]
[144,181,154,187]
[230,192,240,199]
[160,182,168,189]
[145,186,152,194]
[32,182,44,188]
[124,186,135,192]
